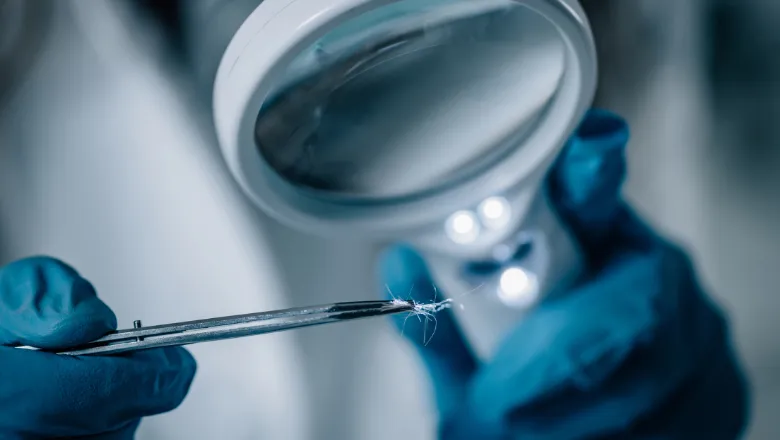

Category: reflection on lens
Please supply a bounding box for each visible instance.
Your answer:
[255,0,565,201]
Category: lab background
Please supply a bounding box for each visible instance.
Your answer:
[0,0,777,439]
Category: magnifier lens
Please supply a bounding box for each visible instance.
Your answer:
[255,0,566,202]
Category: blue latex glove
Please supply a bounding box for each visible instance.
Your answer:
[0,257,197,439]
[378,110,750,440]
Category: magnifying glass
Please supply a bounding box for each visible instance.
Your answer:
[212,0,597,358]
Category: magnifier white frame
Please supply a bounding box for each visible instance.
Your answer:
[213,0,597,239]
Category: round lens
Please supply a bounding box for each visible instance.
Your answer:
[255,0,566,201]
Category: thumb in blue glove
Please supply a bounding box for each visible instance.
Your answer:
[378,110,749,440]
[0,257,197,440]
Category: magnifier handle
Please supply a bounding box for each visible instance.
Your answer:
[437,188,584,360]
[525,187,584,301]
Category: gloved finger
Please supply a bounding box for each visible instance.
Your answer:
[76,420,141,440]
[378,245,477,418]
[548,109,629,258]
[0,344,197,438]
[461,239,730,439]
[0,257,117,349]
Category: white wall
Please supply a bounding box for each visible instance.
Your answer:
[588,1,780,438]
[0,3,311,438]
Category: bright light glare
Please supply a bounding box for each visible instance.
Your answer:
[481,198,505,219]
[445,210,480,244]
[497,267,539,308]
[478,197,511,229]
[452,212,475,234]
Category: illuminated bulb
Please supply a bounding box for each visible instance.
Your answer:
[492,243,513,262]
[478,196,511,229]
[481,198,505,219]
[445,210,480,244]
[497,267,539,308]
[452,212,475,234]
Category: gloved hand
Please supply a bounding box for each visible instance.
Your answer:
[0,257,197,440]
[378,109,750,440]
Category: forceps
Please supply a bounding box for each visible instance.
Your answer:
[18,300,415,356]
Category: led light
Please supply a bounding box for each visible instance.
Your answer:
[497,267,539,308]
[478,196,511,229]
[445,210,480,244]
[492,243,513,262]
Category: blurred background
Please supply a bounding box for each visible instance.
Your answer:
[0,0,778,438]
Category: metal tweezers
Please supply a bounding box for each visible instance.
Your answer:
[20,300,415,356]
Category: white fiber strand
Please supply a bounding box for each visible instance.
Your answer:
[390,297,453,346]
[385,282,482,345]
